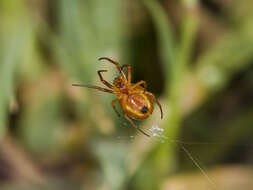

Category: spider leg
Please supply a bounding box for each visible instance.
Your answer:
[121,64,132,83]
[124,114,150,137]
[97,70,113,88]
[98,57,127,80]
[111,99,120,117]
[72,84,114,94]
[132,80,147,89]
[145,91,163,119]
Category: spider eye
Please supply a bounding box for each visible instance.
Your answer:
[117,82,123,88]
[141,106,148,114]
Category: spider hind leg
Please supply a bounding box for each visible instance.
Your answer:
[124,114,150,137]
[145,91,163,119]
[112,99,120,117]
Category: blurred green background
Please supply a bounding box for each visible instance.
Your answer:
[1,0,253,189]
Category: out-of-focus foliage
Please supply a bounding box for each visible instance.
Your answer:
[0,0,253,190]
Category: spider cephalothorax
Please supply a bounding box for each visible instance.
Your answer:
[113,76,124,89]
[72,57,163,137]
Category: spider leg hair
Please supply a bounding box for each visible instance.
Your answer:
[124,114,150,137]
[72,84,114,93]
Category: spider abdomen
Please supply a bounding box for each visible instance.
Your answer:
[120,93,154,120]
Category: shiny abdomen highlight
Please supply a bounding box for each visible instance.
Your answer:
[120,93,154,120]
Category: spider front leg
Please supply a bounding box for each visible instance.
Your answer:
[132,80,147,89]
[72,84,114,94]
[145,91,163,119]
[98,57,127,80]
[98,70,113,88]
[121,64,132,83]
[124,114,150,137]
[111,99,120,117]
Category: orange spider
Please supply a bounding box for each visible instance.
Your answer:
[72,57,163,137]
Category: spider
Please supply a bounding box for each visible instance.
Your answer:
[72,57,163,137]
